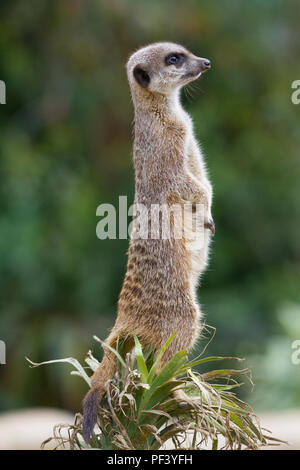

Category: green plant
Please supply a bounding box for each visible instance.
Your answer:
[27,332,279,450]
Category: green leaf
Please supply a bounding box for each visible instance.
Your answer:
[184,356,241,370]
[212,438,218,450]
[210,383,242,391]
[140,381,184,422]
[93,335,126,369]
[202,368,249,380]
[26,356,91,386]
[147,332,177,384]
[151,350,188,388]
[84,351,100,372]
[134,336,149,384]
[217,402,249,416]
[137,351,187,418]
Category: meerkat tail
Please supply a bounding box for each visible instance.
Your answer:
[82,346,118,443]
[82,385,106,444]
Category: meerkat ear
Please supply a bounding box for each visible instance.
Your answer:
[133,65,150,88]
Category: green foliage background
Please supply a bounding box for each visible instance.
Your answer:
[0,0,299,413]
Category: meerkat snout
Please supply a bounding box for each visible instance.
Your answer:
[182,57,211,81]
[127,42,211,95]
[199,58,211,71]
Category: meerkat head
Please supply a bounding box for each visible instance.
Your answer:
[127,42,211,97]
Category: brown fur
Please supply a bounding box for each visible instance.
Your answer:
[82,42,213,443]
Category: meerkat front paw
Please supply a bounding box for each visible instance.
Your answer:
[197,183,214,236]
[204,218,215,236]
[181,175,209,205]
[189,183,214,236]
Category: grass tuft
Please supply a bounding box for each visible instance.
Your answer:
[27,331,281,450]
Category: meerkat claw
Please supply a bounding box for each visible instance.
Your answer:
[204,219,215,236]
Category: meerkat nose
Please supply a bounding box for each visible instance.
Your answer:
[202,59,211,69]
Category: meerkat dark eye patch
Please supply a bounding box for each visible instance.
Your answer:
[165,53,186,66]
[133,66,151,88]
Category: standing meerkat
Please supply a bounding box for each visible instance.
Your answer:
[82,42,214,442]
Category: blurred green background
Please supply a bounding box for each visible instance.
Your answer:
[0,0,300,414]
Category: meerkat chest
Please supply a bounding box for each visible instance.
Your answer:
[173,102,193,131]
[172,106,194,149]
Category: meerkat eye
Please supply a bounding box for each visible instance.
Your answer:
[165,53,185,66]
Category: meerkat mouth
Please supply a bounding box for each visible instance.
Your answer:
[182,60,211,80]
[181,71,202,80]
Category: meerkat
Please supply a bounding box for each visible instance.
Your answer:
[82,42,214,443]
